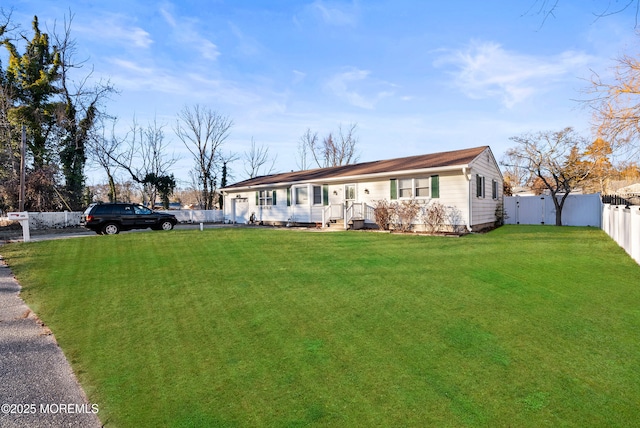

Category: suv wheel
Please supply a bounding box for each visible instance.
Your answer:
[160,220,174,231]
[102,223,120,235]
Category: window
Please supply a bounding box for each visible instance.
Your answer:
[398,179,413,198]
[394,176,439,199]
[345,184,356,200]
[492,180,499,199]
[476,174,485,198]
[415,178,430,197]
[258,190,274,206]
[134,205,152,215]
[295,187,308,205]
[313,186,322,205]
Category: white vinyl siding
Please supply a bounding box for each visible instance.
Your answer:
[469,148,503,229]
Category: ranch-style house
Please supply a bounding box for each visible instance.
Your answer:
[221,146,503,232]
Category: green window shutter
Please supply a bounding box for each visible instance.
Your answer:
[323,184,329,205]
[272,190,277,205]
[256,191,259,205]
[390,179,397,200]
[287,188,291,206]
[431,175,439,198]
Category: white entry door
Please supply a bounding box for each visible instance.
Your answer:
[235,198,249,224]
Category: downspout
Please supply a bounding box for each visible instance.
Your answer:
[463,167,472,232]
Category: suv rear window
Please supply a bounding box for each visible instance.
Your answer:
[92,205,113,215]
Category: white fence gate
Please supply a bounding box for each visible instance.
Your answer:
[504,194,602,227]
[602,204,640,265]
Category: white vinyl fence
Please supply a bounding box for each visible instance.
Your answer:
[27,212,83,229]
[602,204,640,265]
[3,210,224,230]
[504,194,602,227]
[157,210,224,223]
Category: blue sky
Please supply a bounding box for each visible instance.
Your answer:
[4,1,639,185]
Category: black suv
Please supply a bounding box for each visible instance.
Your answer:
[81,203,178,235]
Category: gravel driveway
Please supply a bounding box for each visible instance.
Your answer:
[0,257,102,428]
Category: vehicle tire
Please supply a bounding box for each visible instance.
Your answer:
[160,220,174,231]
[102,223,120,235]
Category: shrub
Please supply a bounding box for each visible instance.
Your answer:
[495,201,507,227]
[372,200,393,230]
[392,200,421,232]
[422,201,447,233]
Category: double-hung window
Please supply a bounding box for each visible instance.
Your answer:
[492,179,499,199]
[258,190,275,206]
[476,175,485,198]
[313,186,322,205]
[415,178,430,197]
[392,176,439,199]
[398,179,414,198]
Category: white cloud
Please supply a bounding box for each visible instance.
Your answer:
[325,68,395,109]
[76,16,153,49]
[434,40,593,108]
[311,0,358,26]
[292,70,307,84]
[294,0,358,28]
[157,5,220,61]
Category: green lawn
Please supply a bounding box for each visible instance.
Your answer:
[2,225,640,427]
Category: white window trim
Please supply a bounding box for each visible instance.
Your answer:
[293,185,309,205]
[476,175,485,198]
[345,184,356,201]
[492,179,499,200]
[258,190,274,206]
[312,185,324,206]
[398,177,431,200]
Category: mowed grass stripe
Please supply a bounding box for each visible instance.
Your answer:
[2,225,640,427]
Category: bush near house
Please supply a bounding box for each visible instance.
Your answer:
[2,226,640,427]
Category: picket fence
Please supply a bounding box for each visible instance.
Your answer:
[602,204,640,265]
[8,210,224,230]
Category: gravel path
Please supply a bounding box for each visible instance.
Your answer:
[0,257,102,428]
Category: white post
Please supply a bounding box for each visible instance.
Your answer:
[8,212,30,242]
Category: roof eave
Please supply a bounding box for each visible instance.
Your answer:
[221,164,470,192]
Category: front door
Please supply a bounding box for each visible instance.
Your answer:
[344,184,356,204]
[235,198,249,224]
[344,184,357,222]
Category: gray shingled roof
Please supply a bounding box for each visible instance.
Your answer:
[223,146,488,189]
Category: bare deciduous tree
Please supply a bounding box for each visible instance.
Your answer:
[527,0,640,27]
[86,117,122,202]
[502,127,591,226]
[299,123,360,168]
[96,117,178,207]
[296,129,316,170]
[243,137,276,179]
[52,11,115,209]
[174,105,232,209]
[587,52,640,159]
